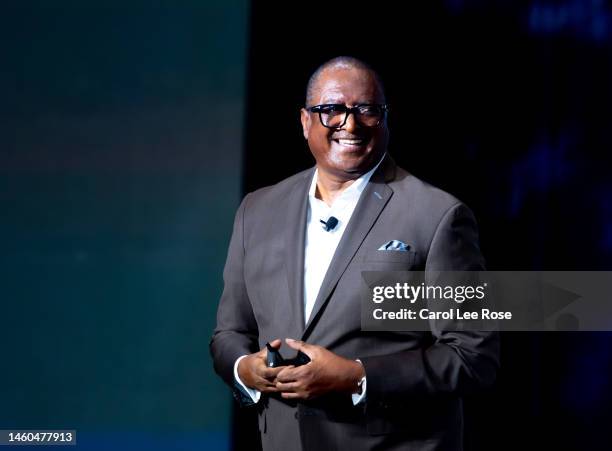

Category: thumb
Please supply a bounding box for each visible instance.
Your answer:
[285,338,311,354]
[259,339,282,356]
[267,338,282,349]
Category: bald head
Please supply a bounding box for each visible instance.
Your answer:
[305,56,386,107]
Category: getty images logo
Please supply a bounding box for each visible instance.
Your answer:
[372,282,487,304]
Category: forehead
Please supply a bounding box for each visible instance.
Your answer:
[312,67,384,104]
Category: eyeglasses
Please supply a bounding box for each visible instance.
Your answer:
[306,103,389,129]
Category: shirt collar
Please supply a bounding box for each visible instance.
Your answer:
[308,153,386,208]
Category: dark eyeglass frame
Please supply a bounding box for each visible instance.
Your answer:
[306,103,389,129]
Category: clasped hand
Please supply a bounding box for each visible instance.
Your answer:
[237,338,364,400]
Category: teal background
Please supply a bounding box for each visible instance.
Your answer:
[0,2,247,449]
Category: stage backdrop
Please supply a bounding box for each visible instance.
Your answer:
[0,2,247,450]
[243,2,612,451]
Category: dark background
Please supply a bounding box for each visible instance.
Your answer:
[1,1,611,450]
[242,1,612,450]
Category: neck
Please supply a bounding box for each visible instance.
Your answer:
[315,168,361,206]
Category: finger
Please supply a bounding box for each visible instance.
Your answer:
[281,391,304,400]
[252,358,272,374]
[254,376,279,392]
[260,382,280,393]
[258,338,282,356]
[261,386,279,393]
[284,338,306,351]
[276,366,304,383]
[261,365,289,380]
[285,338,314,358]
[262,339,282,354]
[268,338,282,349]
[276,381,300,392]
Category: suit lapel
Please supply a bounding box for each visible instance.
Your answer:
[284,169,314,336]
[302,155,396,339]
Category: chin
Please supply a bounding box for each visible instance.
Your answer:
[330,156,375,176]
[330,146,370,162]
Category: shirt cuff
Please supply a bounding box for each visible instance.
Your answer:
[351,360,367,405]
[234,355,261,403]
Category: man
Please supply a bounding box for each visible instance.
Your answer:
[210,56,499,450]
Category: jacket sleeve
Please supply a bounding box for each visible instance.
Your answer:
[209,194,260,392]
[359,203,500,402]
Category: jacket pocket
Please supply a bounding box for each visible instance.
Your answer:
[362,250,417,265]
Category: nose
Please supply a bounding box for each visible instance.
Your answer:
[343,110,360,133]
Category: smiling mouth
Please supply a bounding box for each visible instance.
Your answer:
[333,138,366,147]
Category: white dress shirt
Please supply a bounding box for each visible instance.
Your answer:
[234,156,384,405]
[303,158,382,323]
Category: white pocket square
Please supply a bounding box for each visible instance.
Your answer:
[378,240,410,251]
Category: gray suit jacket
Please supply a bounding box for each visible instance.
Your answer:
[210,155,499,451]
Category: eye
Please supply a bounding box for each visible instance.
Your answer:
[320,104,346,115]
[324,104,344,111]
[358,105,381,116]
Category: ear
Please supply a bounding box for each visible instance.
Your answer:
[300,108,311,140]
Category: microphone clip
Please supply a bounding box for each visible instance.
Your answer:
[319,216,339,232]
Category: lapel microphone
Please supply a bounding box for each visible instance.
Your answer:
[319,216,339,232]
